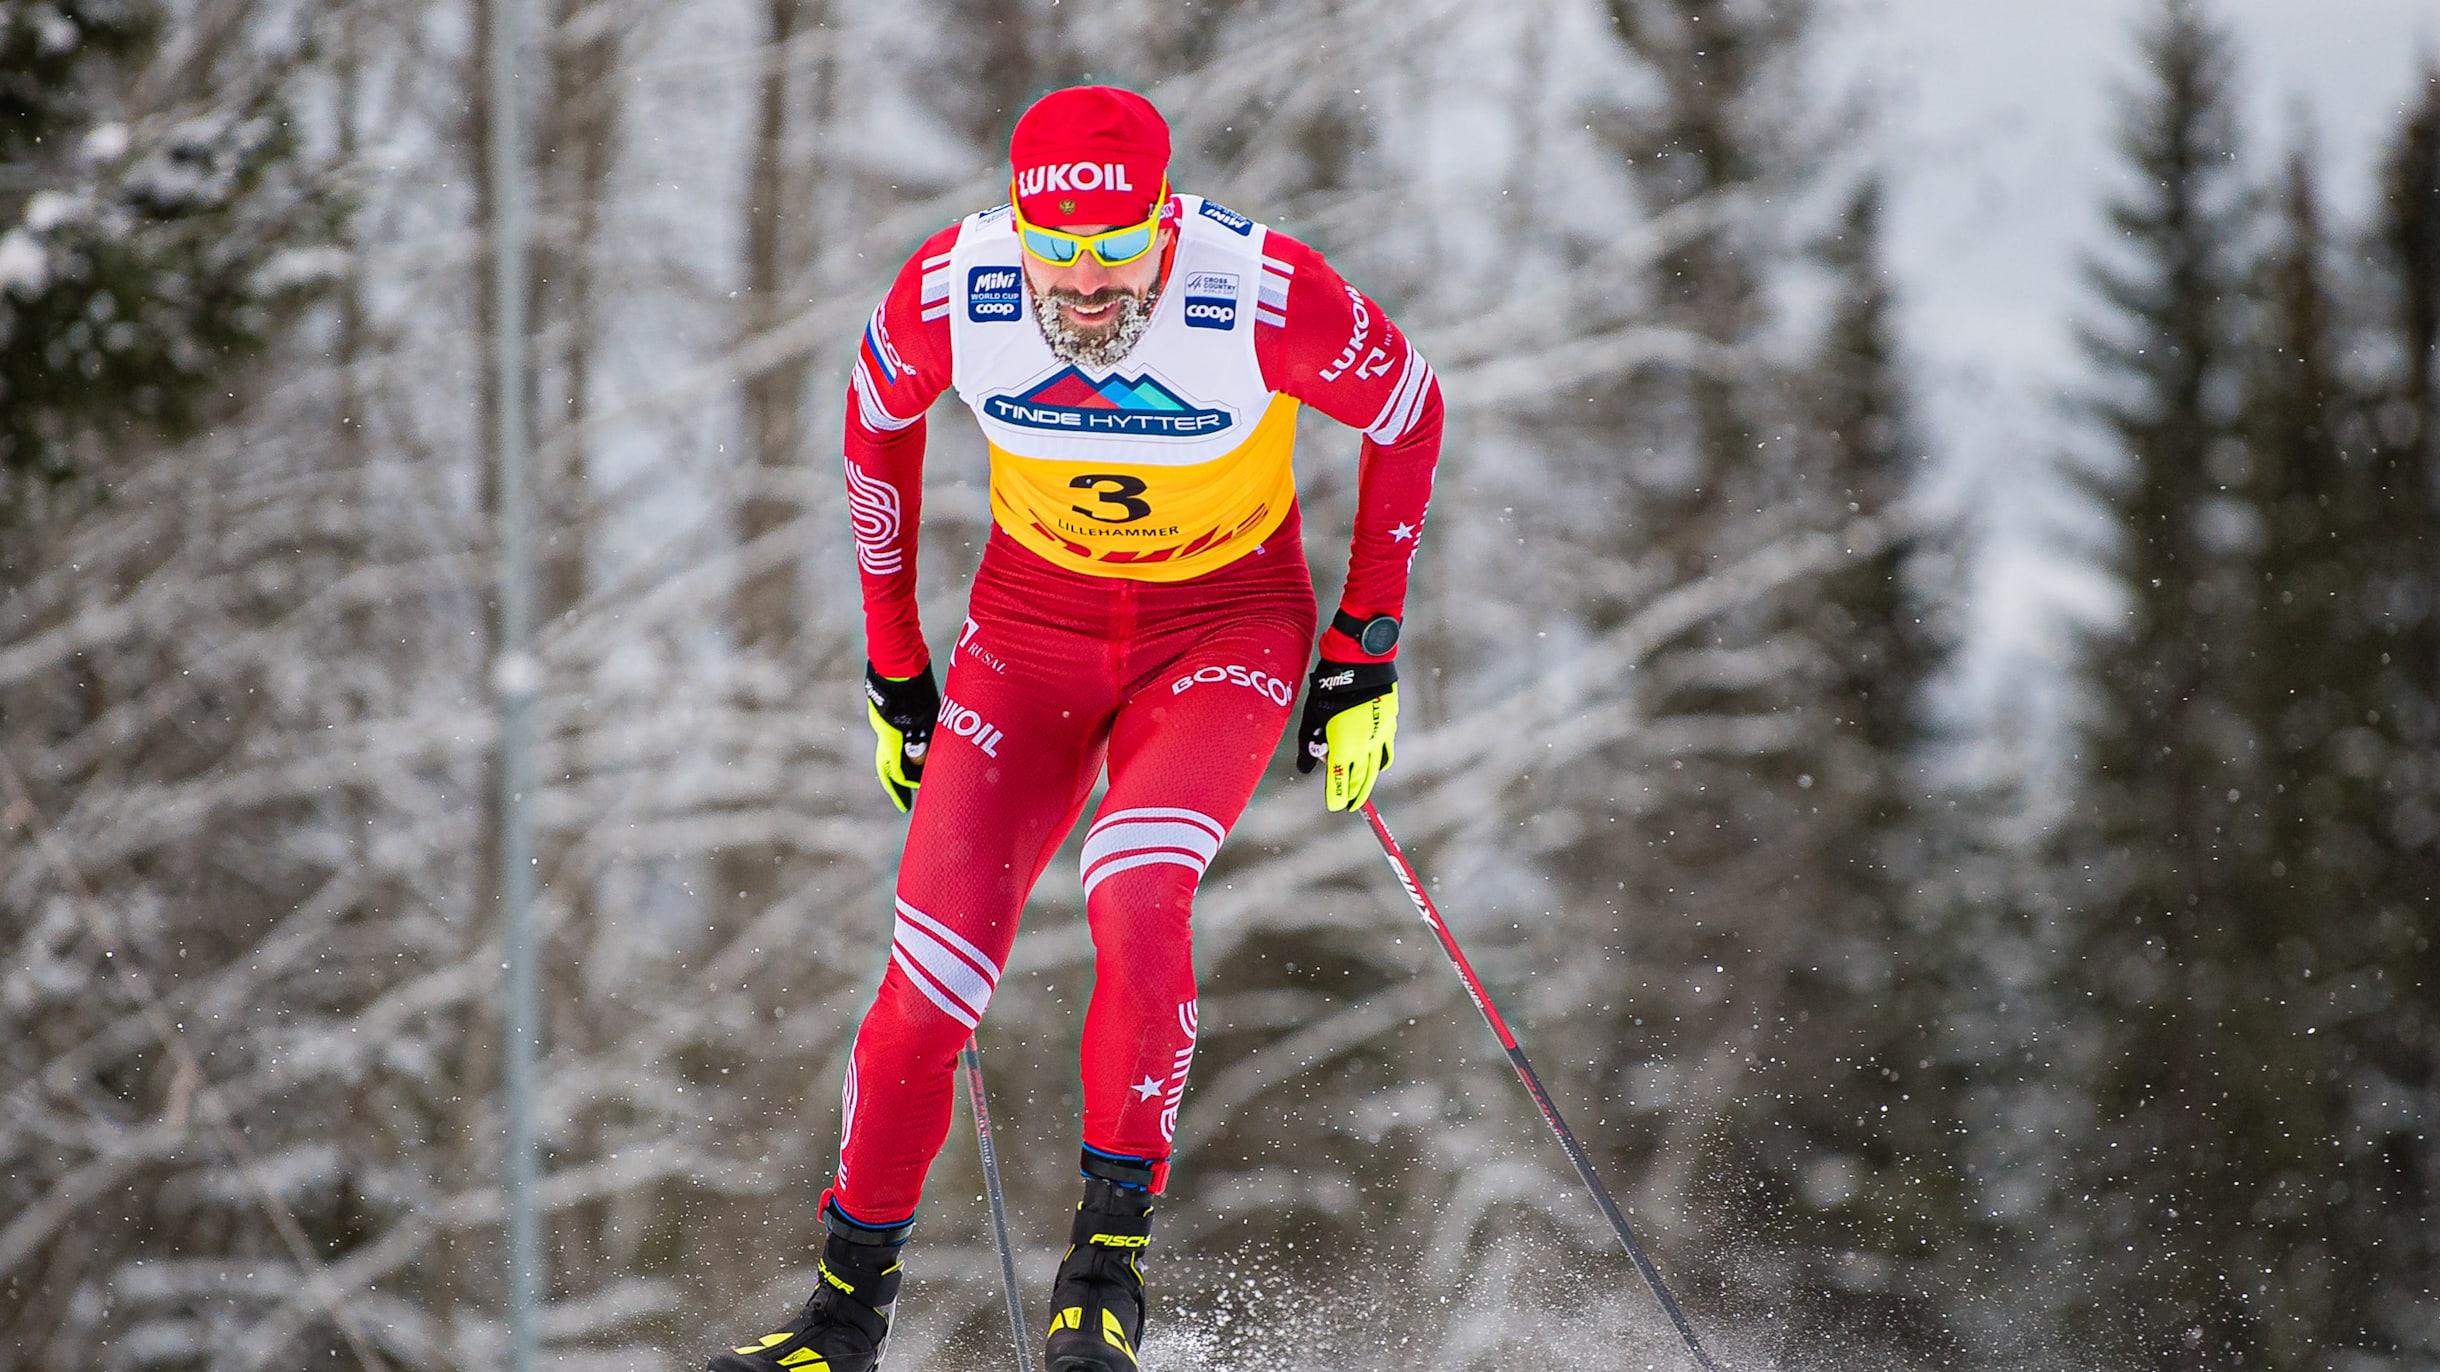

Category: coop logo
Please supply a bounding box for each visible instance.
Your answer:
[1170,663,1295,708]
[937,696,1004,757]
[968,265,1024,322]
[983,367,1233,438]
[1197,200,1253,235]
[1017,161,1138,196]
[1180,271,1238,331]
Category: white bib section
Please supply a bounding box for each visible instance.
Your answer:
[943,197,1305,580]
[949,197,1273,464]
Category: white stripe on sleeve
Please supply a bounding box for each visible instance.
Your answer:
[852,360,921,434]
[1364,347,1436,445]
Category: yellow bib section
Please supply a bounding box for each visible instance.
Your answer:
[990,394,1301,581]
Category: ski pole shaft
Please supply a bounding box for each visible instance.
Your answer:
[1360,801,1723,1372]
[961,1037,1037,1372]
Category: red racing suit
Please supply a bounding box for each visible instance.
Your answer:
[829,194,1441,1227]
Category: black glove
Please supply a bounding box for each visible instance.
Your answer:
[1295,658,1399,811]
[864,661,940,813]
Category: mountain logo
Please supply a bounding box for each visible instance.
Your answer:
[982,367,1234,438]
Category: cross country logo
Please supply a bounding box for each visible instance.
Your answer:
[1181,271,1239,331]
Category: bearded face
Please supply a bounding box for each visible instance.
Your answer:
[1033,280,1162,370]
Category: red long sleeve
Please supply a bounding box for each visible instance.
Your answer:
[1252,234,1443,663]
[846,226,958,678]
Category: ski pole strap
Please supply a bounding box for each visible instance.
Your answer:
[1078,1146,1158,1190]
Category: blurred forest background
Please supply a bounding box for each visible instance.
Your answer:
[2,0,2434,1368]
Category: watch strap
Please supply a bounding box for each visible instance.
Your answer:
[1330,608,1400,656]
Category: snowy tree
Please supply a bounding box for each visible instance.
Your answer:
[2057,1,2279,1362]
[14,2,2435,1369]
[2340,58,2440,1364]
[2048,3,2439,1365]
[0,0,342,503]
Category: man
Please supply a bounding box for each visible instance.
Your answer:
[711,84,1441,1372]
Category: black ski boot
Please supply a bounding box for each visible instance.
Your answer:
[1044,1154,1157,1372]
[709,1202,910,1372]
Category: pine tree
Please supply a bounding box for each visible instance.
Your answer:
[1807,181,1945,771]
[1493,8,1996,1356]
[2362,65,2439,804]
[1704,176,1981,1366]
[2349,59,2440,1361]
[1592,0,1812,559]
[2053,4,2434,1364]
[0,1,341,503]
[0,0,153,168]
[2233,141,2394,1364]
[2062,1,2292,1363]
[2380,63,2440,454]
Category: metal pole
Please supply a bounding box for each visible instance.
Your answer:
[486,0,543,1365]
[1360,802,1723,1372]
[961,1038,1038,1372]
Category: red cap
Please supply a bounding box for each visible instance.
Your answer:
[1009,86,1171,228]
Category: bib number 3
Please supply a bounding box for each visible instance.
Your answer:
[1069,473,1152,524]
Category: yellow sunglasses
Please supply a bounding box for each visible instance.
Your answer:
[1009,183,1170,267]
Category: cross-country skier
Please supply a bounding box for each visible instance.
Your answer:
[710,84,1441,1372]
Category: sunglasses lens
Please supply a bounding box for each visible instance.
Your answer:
[1020,226,1081,264]
[1090,223,1155,265]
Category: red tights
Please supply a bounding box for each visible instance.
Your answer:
[828,516,1314,1225]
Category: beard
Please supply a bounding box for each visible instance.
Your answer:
[1034,281,1161,369]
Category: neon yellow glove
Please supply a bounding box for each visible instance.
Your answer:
[1295,659,1398,811]
[864,661,939,813]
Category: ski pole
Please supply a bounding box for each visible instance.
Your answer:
[1360,801,1724,1372]
[961,1037,1037,1372]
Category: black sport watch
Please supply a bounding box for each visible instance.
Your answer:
[1331,608,1401,656]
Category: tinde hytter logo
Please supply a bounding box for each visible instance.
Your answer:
[984,367,1232,438]
[969,265,1023,323]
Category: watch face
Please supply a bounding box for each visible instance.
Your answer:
[1360,616,1400,655]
